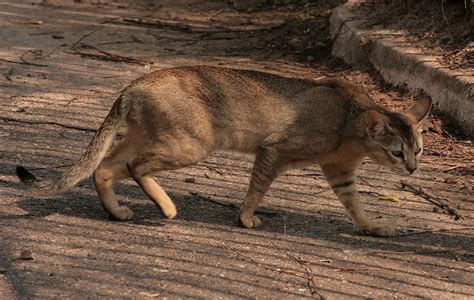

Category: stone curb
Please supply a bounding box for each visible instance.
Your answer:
[330,2,474,136]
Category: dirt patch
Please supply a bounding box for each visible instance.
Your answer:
[357,1,473,69]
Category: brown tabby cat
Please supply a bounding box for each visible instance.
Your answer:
[16,66,431,236]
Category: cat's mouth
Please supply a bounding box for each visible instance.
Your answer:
[395,166,416,176]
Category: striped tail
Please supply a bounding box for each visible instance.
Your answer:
[16,96,128,194]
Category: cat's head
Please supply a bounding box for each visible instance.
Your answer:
[365,96,432,174]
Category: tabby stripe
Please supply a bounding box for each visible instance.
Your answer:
[338,190,355,197]
[331,180,354,189]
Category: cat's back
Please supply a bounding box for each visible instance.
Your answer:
[126,66,315,100]
[123,65,377,127]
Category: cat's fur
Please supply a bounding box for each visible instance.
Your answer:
[16,66,432,236]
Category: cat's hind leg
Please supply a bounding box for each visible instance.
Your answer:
[126,164,177,219]
[93,138,137,221]
[126,141,211,219]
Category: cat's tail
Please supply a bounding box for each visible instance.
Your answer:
[16,96,129,194]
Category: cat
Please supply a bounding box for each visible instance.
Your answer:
[16,66,431,236]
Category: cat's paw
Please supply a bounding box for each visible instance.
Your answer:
[110,206,134,221]
[162,205,177,219]
[357,223,395,237]
[369,224,395,237]
[239,214,262,228]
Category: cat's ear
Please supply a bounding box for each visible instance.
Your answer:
[409,95,432,126]
[366,111,389,138]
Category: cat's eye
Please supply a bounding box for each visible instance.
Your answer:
[415,148,422,155]
[392,151,404,158]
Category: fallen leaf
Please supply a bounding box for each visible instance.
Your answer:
[378,195,400,203]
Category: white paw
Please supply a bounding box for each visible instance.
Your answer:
[112,206,134,221]
[162,205,177,219]
[239,215,262,228]
[357,223,395,237]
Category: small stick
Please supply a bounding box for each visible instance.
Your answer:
[442,165,463,172]
[371,247,464,255]
[397,227,474,237]
[122,17,192,32]
[97,34,144,46]
[210,8,224,18]
[335,267,378,273]
[282,172,321,178]
[64,97,78,107]
[1,117,96,133]
[203,166,225,175]
[0,57,47,67]
[229,243,324,299]
[72,16,122,49]
[29,31,64,36]
[121,17,286,33]
[360,190,383,196]
[227,246,306,279]
[189,192,278,216]
[281,250,325,299]
[65,50,147,66]
[190,191,238,208]
[400,181,463,220]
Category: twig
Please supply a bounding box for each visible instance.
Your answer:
[120,17,286,33]
[442,165,463,172]
[283,172,321,178]
[97,40,135,45]
[72,16,123,50]
[29,31,64,36]
[189,192,278,216]
[65,50,147,66]
[440,0,467,43]
[400,181,463,220]
[122,17,192,32]
[397,227,474,236]
[190,192,238,208]
[210,8,224,18]
[226,245,304,278]
[20,20,42,25]
[360,190,383,196]
[443,49,461,59]
[1,117,96,133]
[268,240,324,299]
[64,97,78,107]
[441,0,451,28]
[335,267,378,273]
[371,247,464,255]
[202,166,225,175]
[98,34,144,46]
[227,243,324,298]
[0,57,47,67]
[279,248,324,299]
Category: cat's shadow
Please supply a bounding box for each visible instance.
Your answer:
[12,179,474,264]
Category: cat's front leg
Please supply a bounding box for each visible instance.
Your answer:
[321,163,395,237]
[239,148,280,228]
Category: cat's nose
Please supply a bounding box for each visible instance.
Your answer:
[407,166,417,174]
